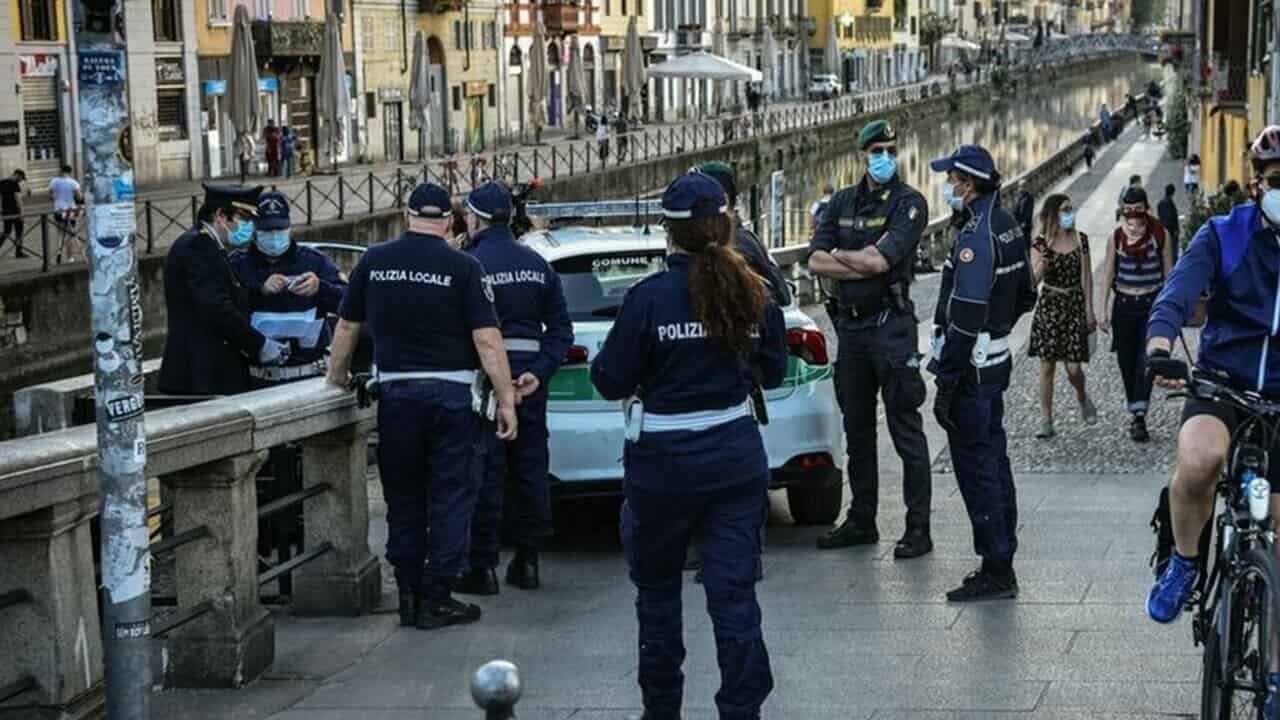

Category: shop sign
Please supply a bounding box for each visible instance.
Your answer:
[203,80,227,96]
[155,58,185,85]
[378,87,404,101]
[18,54,59,77]
[465,81,488,97]
[0,121,18,147]
[258,78,279,92]
[79,51,125,87]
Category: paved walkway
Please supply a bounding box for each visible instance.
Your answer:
[151,129,1201,719]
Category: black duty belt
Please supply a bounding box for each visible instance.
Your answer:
[840,295,887,320]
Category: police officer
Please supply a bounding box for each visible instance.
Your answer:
[694,161,792,307]
[808,119,933,559]
[326,182,518,629]
[591,173,787,720]
[455,182,573,595]
[927,144,1036,602]
[160,184,290,395]
[230,191,347,387]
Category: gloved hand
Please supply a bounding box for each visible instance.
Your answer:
[352,372,379,408]
[933,379,959,434]
[258,338,290,366]
[1146,348,1188,387]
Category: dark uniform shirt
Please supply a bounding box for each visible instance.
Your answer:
[229,243,347,367]
[339,231,498,372]
[0,178,20,214]
[467,225,574,383]
[928,192,1035,385]
[808,175,928,329]
[734,224,792,307]
[159,224,266,395]
[590,253,788,492]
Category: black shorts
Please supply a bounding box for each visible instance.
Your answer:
[1182,397,1280,492]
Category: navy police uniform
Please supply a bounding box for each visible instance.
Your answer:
[338,183,500,607]
[591,174,787,720]
[462,182,574,591]
[807,120,932,547]
[159,184,268,395]
[230,191,347,386]
[928,145,1036,596]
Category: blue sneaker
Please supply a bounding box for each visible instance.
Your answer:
[1265,672,1280,720]
[1146,553,1198,623]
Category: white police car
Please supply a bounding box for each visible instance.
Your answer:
[522,203,844,525]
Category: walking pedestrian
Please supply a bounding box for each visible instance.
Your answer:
[1157,184,1181,263]
[48,165,84,264]
[455,182,573,596]
[281,127,296,179]
[1116,174,1143,220]
[1099,102,1112,142]
[0,169,26,258]
[808,119,934,559]
[596,119,610,164]
[1184,154,1201,197]
[239,136,254,183]
[590,172,787,720]
[928,144,1037,601]
[264,119,282,177]
[325,182,518,630]
[1099,186,1172,443]
[1083,143,1096,171]
[1027,193,1098,439]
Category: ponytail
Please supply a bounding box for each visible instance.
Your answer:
[670,215,767,359]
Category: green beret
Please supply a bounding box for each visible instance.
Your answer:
[695,161,737,201]
[858,119,898,150]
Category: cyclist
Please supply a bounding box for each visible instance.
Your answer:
[1145,126,1280,632]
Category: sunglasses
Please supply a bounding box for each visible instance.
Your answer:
[867,146,899,157]
[1263,174,1280,191]
[1121,208,1148,219]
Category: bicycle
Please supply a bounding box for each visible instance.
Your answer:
[1159,362,1280,719]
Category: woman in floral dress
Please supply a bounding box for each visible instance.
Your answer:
[1028,193,1099,438]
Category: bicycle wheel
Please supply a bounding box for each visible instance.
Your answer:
[1204,547,1277,719]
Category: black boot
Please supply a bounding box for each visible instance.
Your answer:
[455,567,500,596]
[815,517,879,549]
[417,594,482,630]
[893,527,934,560]
[506,549,540,590]
[397,590,420,627]
[1130,413,1150,443]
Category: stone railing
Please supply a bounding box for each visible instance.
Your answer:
[0,379,380,717]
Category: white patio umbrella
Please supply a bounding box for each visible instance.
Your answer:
[645,52,762,82]
[408,30,432,161]
[711,17,726,113]
[527,20,549,142]
[316,12,351,170]
[794,38,808,98]
[226,4,260,177]
[941,35,982,51]
[623,16,644,122]
[824,18,840,76]
[566,36,587,136]
[761,24,778,100]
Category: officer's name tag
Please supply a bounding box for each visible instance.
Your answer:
[369,269,453,287]
[488,269,546,286]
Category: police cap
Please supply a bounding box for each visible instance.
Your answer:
[694,162,737,205]
[930,144,997,181]
[466,182,514,222]
[256,191,291,231]
[858,119,898,150]
[407,182,451,219]
[202,184,262,218]
[661,173,727,220]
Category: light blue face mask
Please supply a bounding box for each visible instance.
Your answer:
[227,219,255,248]
[868,152,897,184]
[1059,211,1076,231]
[942,182,966,211]
[1262,190,1280,228]
[255,229,291,257]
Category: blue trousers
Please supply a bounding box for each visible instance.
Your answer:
[469,389,553,569]
[620,475,774,720]
[946,378,1018,569]
[377,380,483,600]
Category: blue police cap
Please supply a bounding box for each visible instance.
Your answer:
[466,182,514,222]
[256,191,291,231]
[202,183,262,217]
[930,144,997,181]
[407,182,451,219]
[661,173,727,220]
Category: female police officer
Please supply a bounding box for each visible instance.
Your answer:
[590,173,788,720]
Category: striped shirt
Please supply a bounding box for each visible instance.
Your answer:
[1113,227,1164,290]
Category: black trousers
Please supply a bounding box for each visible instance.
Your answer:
[1111,293,1156,414]
[835,313,932,532]
[1,218,23,252]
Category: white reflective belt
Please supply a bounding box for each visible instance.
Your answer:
[378,369,477,385]
[642,400,753,433]
[972,336,1010,368]
[504,338,541,353]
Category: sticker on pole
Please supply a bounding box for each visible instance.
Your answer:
[114,619,150,640]
[113,175,135,202]
[104,391,144,423]
[79,51,125,87]
[91,203,135,251]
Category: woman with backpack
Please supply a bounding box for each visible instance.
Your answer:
[1099,186,1173,442]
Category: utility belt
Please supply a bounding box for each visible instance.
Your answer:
[832,281,912,321]
[623,398,758,441]
[250,358,327,382]
[374,368,497,420]
[504,338,541,353]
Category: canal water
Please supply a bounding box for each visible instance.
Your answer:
[754,57,1163,246]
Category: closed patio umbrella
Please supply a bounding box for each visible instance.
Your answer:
[409,30,432,161]
[227,4,260,180]
[316,12,352,170]
[623,16,644,122]
[824,18,840,77]
[566,36,587,136]
[761,24,778,100]
[794,38,807,98]
[711,17,726,113]
[527,19,549,142]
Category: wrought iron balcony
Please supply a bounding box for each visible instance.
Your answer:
[420,0,463,12]
[251,20,325,59]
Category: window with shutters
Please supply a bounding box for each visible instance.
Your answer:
[157,88,188,141]
[254,0,270,19]
[207,0,227,21]
[362,17,375,51]
[153,0,181,41]
[18,0,56,41]
[293,0,308,17]
[454,20,463,49]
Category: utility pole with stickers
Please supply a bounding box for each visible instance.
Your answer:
[75,0,151,715]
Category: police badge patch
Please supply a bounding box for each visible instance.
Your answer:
[959,248,975,263]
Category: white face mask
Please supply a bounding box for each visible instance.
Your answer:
[1262,190,1280,228]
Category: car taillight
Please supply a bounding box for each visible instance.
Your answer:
[785,328,829,366]
[785,453,834,469]
[564,345,589,365]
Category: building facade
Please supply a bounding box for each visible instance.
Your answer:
[809,0,897,92]
[503,0,602,140]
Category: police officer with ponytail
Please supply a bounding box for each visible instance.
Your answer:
[591,173,787,720]
[807,119,933,560]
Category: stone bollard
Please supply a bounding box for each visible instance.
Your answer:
[0,494,105,718]
[162,451,274,688]
[471,660,521,720]
[293,424,381,615]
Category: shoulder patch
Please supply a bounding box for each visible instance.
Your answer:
[908,206,919,221]
[959,248,975,263]
[482,275,495,303]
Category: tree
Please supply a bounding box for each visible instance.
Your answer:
[1166,73,1189,159]
[920,11,954,72]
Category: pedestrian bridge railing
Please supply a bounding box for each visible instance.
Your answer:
[0,379,380,716]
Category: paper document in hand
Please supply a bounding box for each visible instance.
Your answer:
[251,308,325,348]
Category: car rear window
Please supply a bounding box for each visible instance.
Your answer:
[552,250,667,321]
